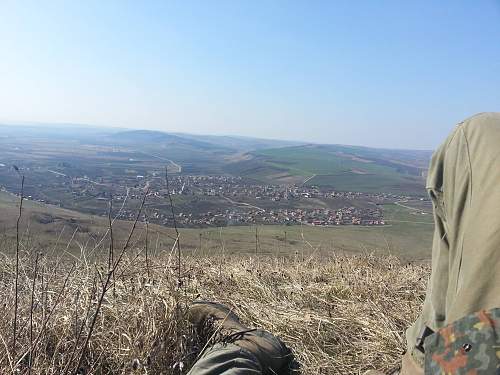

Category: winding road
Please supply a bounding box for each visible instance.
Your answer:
[222,195,265,211]
[302,174,317,185]
[137,151,182,173]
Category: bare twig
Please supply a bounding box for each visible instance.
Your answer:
[107,198,114,272]
[0,332,14,374]
[165,167,181,272]
[16,263,76,369]
[145,214,150,279]
[255,226,258,256]
[74,189,148,374]
[219,227,225,276]
[13,174,24,356]
[107,198,116,294]
[28,252,40,374]
[165,166,183,367]
[61,276,97,375]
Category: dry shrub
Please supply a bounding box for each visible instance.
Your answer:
[0,249,428,374]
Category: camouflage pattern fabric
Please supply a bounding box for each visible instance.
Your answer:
[424,308,500,374]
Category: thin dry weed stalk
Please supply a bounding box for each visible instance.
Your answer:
[28,252,40,374]
[164,165,184,372]
[74,188,149,374]
[13,173,25,356]
[145,215,150,280]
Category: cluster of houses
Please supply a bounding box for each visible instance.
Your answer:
[148,205,384,228]
[4,171,412,228]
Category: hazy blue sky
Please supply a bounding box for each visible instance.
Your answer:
[1,1,499,149]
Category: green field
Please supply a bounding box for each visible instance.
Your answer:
[228,144,429,195]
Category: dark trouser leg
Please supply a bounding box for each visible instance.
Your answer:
[187,343,262,375]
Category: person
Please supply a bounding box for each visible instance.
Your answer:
[367,112,500,375]
[186,301,296,374]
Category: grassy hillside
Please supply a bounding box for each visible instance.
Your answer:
[227,144,431,195]
[0,190,433,261]
[171,132,304,151]
[0,127,234,176]
[0,247,428,374]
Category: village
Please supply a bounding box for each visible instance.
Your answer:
[0,170,417,228]
[156,206,386,228]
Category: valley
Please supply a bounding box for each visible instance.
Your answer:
[0,125,434,260]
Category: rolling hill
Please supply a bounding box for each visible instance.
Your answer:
[0,124,432,194]
[225,144,432,195]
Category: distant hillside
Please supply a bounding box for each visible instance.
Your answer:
[225,144,432,195]
[172,133,304,152]
[112,130,304,152]
[0,123,113,142]
[109,130,222,151]
[1,125,292,154]
[0,124,432,195]
[112,130,184,143]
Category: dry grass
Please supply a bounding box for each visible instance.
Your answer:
[0,241,428,374]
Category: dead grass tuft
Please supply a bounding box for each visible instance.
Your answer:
[0,248,428,374]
